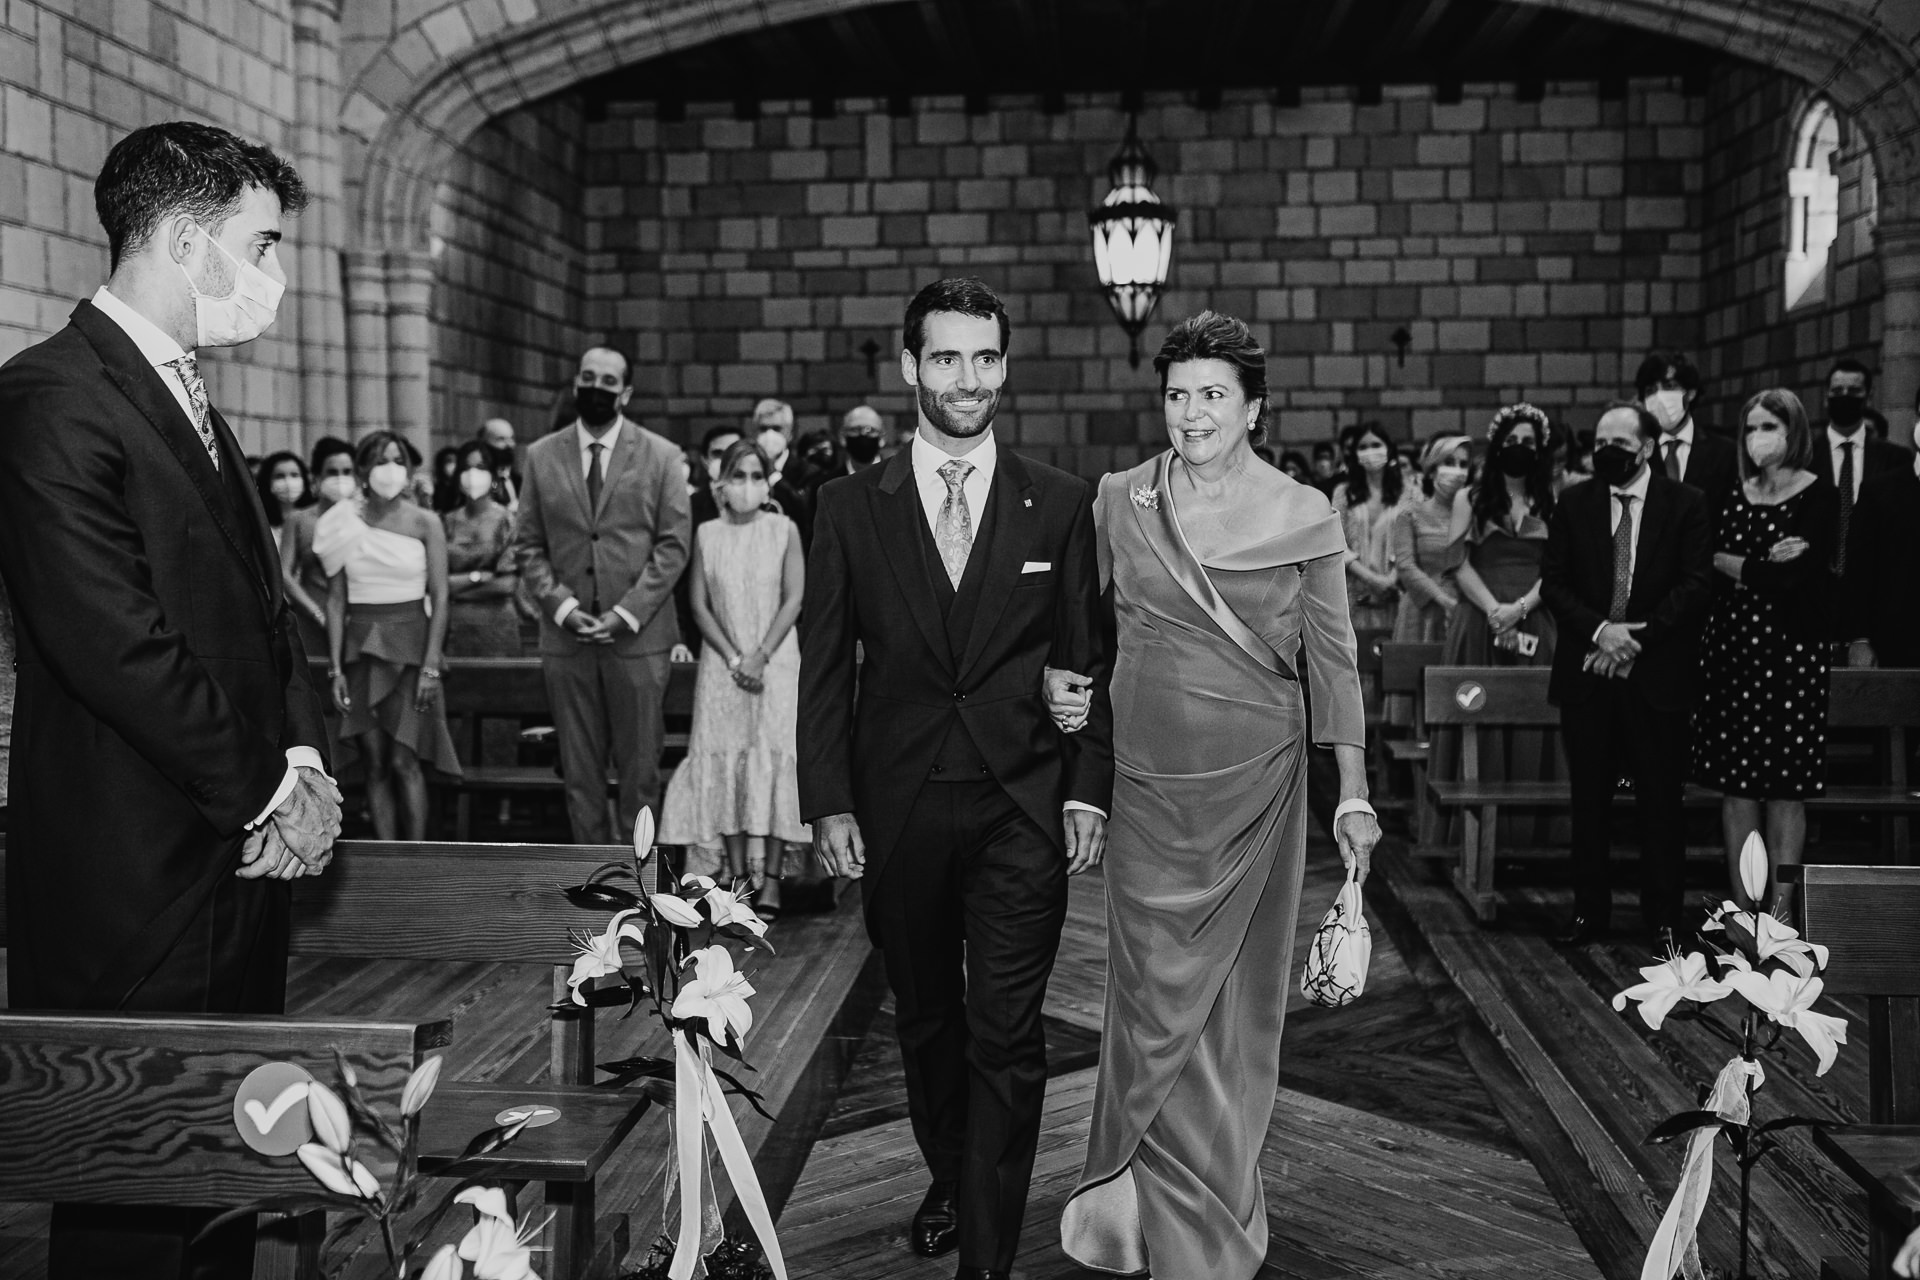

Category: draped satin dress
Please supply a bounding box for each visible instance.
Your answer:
[1062,453,1367,1279]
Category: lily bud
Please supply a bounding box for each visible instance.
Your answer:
[349,1157,382,1200]
[1738,831,1769,905]
[296,1143,362,1198]
[650,892,703,928]
[633,807,656,862]
[306,1082,352,1154]
[420,1244,462,1280]
[401,1055,443,1117]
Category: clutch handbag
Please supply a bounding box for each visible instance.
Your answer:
[1300,866,1372,1008]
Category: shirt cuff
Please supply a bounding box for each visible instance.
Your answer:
[247,750,332,829]
[1591,621,1609,644]
[554,598,579,626]
[611,604,640,634]
[1063,801,1106,819]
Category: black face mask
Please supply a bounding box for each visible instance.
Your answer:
[1829,394,1867,429]
[843,434,882,464]
[1496,443,1538,478]
[574,385,620,428]
[1590,443,1642,487]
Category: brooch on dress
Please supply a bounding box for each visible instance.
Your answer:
[1131,484,1159,510]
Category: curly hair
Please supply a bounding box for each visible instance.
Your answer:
[1470,404,1557,532]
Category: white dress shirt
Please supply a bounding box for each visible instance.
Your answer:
[1591,462,1652,644]
[909,429,1102,819]
[1826,425,1868,501]
[1659,419,1694,481]
[551,417,641,634]
[90,286,327,827]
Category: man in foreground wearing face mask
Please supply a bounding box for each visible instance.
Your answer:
[0,121,340,1277]
[1541,401,1713,948]
[516,346,691,844]
[1635,350,1736,506]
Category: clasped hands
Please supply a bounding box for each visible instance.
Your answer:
[563,608,631,645]
[238,767,344,881]
[1584,620,1645,680]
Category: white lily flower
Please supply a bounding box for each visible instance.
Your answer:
[633,808,656,863]
[702,882,769,939]
[1737,831,1770,904]
[1895,1223,1920,1278]
[565,908,647,1005]
[455,1186,513,1222]
[681,874,716,892]
[650,892,704,929]
[296,1143,381,1200]
[1724,968,1849,1075]
[401,1055,443,1118]
[1712,901,1829,976]
[1611,951,1731,1029]
[455,1188,547,1280]
[420,1244,463,1280]
[306,1081,352,1154]
[671,945,756,1045]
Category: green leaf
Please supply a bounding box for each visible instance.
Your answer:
[564,881,642,911]
[192,1196,350,1243]
[1646,1110,1726,1144]
[1754,1115,1830,1136]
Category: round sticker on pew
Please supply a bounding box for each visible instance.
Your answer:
[1454,681,1486,713]
[495,1104,562,1129]
[233,1062,316,1157]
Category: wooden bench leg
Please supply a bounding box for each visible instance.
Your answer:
[1412,761,1433,847]
[586,1213,630,1280]
[251,1209,322,1280]
[545,1178,596,1280]
[1453,804,1499,924]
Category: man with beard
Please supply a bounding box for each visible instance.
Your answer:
[800,278,1114,1280]
[515,346,690,842]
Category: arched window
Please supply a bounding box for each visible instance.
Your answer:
[1785,99,1840,311]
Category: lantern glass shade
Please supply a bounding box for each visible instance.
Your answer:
[1088,122,1176,365]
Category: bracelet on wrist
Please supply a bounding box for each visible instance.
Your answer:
[1333,798,1376,824]
[420,666,441,680]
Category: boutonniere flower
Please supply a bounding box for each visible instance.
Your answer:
[1131,484,1159,510]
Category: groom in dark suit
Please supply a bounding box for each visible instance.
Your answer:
[800,278,1113,1280]
[1542,401,1713,946]
[0,123,339,1277]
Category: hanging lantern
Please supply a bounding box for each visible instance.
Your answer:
[1088,116,1177,367]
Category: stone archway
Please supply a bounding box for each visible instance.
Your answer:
[334,0,1920,445]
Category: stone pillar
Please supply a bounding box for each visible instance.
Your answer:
[1878,218,1920,446]
[384,249,436,459]
[290,0,349,446]
[343,250,391,439]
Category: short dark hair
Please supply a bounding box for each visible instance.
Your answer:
[1827,357,1874,391]
[95,122,306,271]
[701,423,743,453]
[903,277,1010,359]
[309,435,353,474]
[1632,350,1700,397]
[1598,398,1662,441]
[1152,311,1271,442]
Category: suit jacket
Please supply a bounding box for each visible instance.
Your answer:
[798,446,1114,884]
[0,300,328,1008]
[1541,471,1713,713]
[1675,429,1738,508]
[1809,429,1912,494]
[1841,468,1920,666]
[514,420,692,657]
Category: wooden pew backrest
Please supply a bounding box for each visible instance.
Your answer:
[1422,666,1558,727]
[1800,864,1920,1125]
[1381,643,1444,696]
[1825,669,1920,730]
[0,1011,445,1205]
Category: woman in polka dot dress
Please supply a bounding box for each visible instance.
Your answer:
[1691,388,1838,916]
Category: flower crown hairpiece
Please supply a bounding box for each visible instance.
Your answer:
[1487,402,1551,442]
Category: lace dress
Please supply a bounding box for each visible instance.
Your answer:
[659,514,809,870]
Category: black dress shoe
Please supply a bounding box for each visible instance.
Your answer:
[1555,915,1606,946]
[910,1180,958,1258]
[955,1269,1010,1280]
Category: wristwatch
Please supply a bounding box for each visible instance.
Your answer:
[469,569,484,584]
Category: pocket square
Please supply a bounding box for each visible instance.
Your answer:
[1020,561,1052,573]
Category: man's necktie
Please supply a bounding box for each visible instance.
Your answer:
[166,353,219,471]
[1664,438,1682,482]
[1609,493,1635,621]
[1835,440,1854,575]
[934,459,975,589]
[587,441,605,512]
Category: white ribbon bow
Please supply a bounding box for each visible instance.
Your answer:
[669,1032,787,1280]
[1641,1054,1764,1280]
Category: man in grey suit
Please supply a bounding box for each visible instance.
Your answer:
[516,346,691,844]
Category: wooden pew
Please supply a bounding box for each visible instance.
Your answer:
[1424,667,1920,922]
[1797,864,1920,1280]
[1379,642,1443,838]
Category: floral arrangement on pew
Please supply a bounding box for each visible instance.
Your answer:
[1612,832,1849,1280]
[558,808,787,1280]
[212,1050,544,1278]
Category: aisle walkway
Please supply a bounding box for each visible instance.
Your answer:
[778,825,1600,1279]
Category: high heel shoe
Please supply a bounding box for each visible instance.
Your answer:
[752,875,782,920]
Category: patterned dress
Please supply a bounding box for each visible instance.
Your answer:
[1691,481,1837,799]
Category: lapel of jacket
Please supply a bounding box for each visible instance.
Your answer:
[874,449,955,673]
[556,423,593,525]
[73,302,272,613]
[594,421,641,522]
[955,449,1040,683]
[1630,474,1672,611]
[210,406,282,615]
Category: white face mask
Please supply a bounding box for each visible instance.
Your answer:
[1356,444,1389,472]
[270,475,304,504]
[459,468,495,501]
[1745,430,1788,470]
[367,461,410,500]
[723,477,770,514]
[1433,463,1469,497]
[1647,388,1687,431]
[178,224,284,348]
[318,474,357,504]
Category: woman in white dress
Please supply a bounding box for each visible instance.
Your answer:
[660,440,810,912]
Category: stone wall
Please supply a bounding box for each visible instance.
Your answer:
[570,80,1708,474]
[0,0,310,455]
[1699,64,1883,436]
[428,91,590,439]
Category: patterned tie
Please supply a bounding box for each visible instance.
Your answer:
[587,441,605,513]
[1835,439,1854,576]
[1664,438,1682,482]
[1608,493,1635,621]
[934,459,975,589]
[166,354,219,471]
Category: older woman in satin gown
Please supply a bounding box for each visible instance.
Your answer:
[1049,312,1381,1279]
